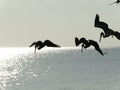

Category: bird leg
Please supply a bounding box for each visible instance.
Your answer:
[34,46,37,54]
[81,44,84,52]
[99,32,104,42]
[112,35,113,38]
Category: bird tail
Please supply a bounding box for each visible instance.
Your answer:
[94,45,104,56]
[114,31,120,40]
[96,48,104,56]
[92,41,104,56]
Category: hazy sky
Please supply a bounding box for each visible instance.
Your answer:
[0,0,120,47]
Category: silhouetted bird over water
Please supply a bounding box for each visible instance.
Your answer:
[94,14,120,42]
[75,37,104,56]
[109,0,120,5]
[30,40,60,53]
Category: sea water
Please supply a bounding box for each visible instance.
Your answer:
[0,47,120,90]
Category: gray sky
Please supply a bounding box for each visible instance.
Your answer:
[0,0,120,47]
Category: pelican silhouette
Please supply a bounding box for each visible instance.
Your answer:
[29,40,60,53]
[75,37,104,56]
[94,14,120,42]
[109,0,120,5]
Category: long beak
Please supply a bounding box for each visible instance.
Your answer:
[29,42,35,47]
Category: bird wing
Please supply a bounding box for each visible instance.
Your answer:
[75,37,80,46]
[95,14,109,33]
[44,40,60,47]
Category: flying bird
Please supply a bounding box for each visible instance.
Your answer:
[75,37,104,56]
[94,14,120,42]
[109,0,120,5]
[30,40,60,53]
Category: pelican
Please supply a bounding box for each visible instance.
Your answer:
[109,0,120,5]
[94,14,120,42]
[30,40,60,53]
[75,37,104,56]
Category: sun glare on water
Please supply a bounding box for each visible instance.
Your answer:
[0,47,32,90]
[0,47,78,90]
[0,47,31,60]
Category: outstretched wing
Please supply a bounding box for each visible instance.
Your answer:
[94,14,109,33]
[75,37,86,47]
[44,40,60,47]
[89,40,104,56]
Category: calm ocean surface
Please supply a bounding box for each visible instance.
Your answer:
[0,47,120,90]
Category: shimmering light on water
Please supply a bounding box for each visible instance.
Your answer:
[0,47,31,60]
[0,47,77,90]
[0,47,33,90]
[0,47,120,90]
[0,47,59,90]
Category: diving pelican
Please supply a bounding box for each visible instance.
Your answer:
[94,14,120,42]
[30,40,60,53]
[75,37,104,56]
